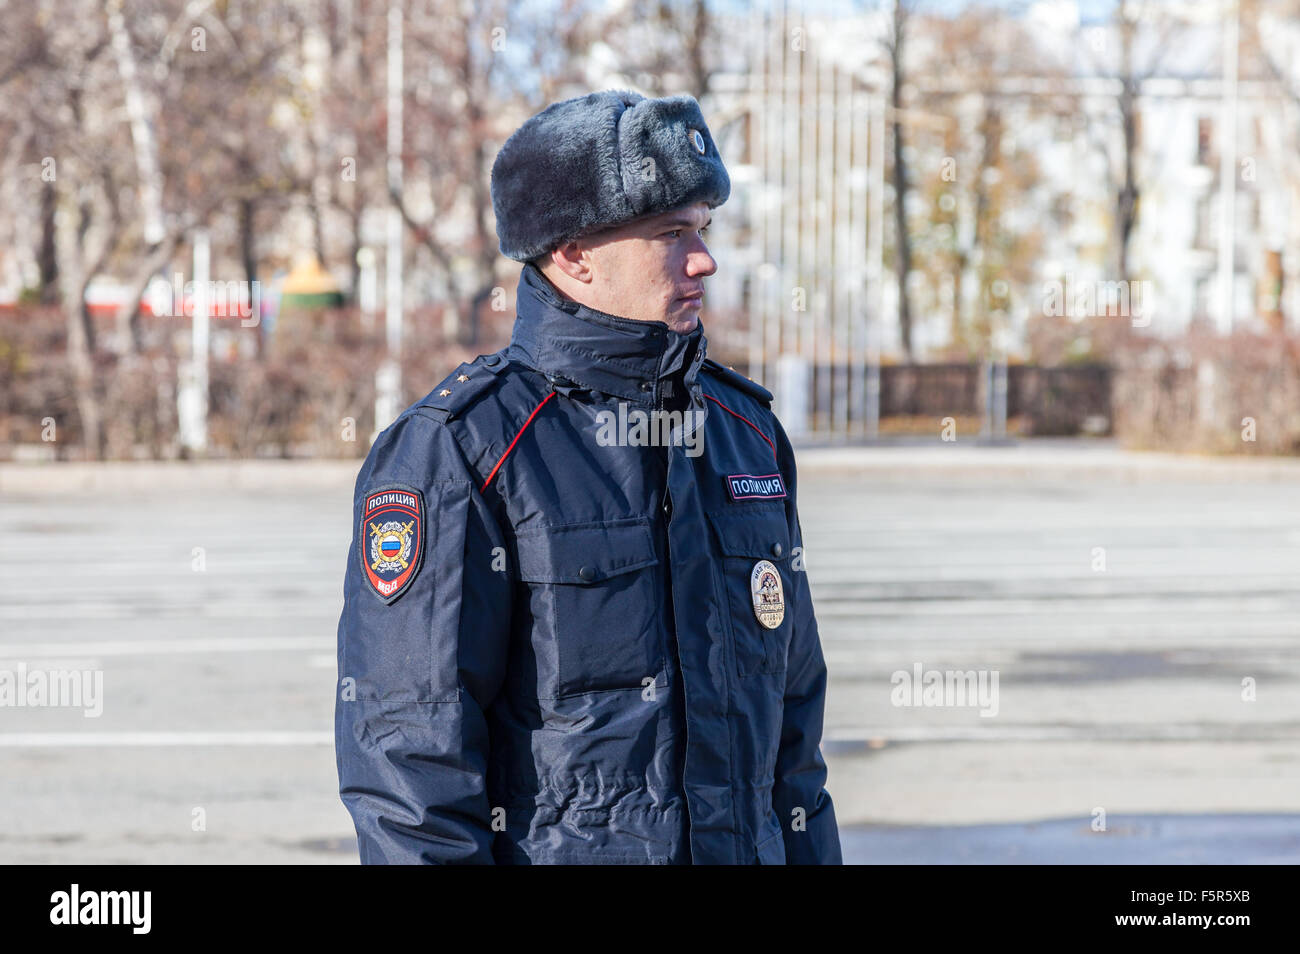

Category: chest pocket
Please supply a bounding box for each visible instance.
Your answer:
[707,507,794,678]
[514,519,667,699]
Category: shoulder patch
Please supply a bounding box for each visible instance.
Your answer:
[416,352,510,422]
[360,485,425,603]
[701,358,773,405]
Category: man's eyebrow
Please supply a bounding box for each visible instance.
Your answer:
[658,215,712,230]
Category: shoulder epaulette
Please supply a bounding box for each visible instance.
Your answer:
[701,358,773,405]
[416,351,510,422]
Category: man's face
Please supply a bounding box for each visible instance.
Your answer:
[541,202,717,334]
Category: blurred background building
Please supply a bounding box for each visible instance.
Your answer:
[5,0,1300,457]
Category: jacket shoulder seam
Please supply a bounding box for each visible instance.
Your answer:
[700,358,773,405]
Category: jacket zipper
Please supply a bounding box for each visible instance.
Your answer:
[663,448,694,863]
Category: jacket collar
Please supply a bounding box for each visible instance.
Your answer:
[508,263,706,409]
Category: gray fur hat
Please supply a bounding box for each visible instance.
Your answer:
[490,89,730,263]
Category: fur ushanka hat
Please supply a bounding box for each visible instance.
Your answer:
[490,89,731,263]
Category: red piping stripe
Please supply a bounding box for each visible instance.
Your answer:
[704,393,777,459]
[481,391,557,492]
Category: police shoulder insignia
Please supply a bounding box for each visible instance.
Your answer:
[417,353,510,423]
[361,486,425,603]
[750,560,785,629]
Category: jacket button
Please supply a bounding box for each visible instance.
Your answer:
[771,542,784,557]
[578,566,596,582]
[638,381,652,392]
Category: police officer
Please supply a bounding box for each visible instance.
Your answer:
[335,89,841,864]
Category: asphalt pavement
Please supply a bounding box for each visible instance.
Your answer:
[2,442,1298,863]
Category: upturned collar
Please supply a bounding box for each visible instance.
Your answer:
[507,263,706,409]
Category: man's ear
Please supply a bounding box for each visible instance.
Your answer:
[548,239,594,284]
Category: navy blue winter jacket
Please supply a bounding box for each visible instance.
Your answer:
[335,262,841,864]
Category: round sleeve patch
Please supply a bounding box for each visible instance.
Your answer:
[361,487,425,603]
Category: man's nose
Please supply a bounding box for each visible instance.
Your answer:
[686,237,717,278]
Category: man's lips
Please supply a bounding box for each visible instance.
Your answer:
[677,290,704,303]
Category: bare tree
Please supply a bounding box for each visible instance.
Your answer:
[1076,0,1187,285]
[915,2,1052,358]
[387,0,606,345]
[6,0,126,457]
[602,0,718,99]
[883,0,916,359]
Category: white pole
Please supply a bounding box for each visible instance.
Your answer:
[179,229,210,455]
[774,0,793,391]
[995,358,1008,439]
[747,0,766,387]
[816,22,833,435]
[798,8,814,375]
[848,84,866,437]
[766,0,782,391]
[833,55,850,438]
[376,0,404,437]
[357,246,377,334]
[865,90,885,439]
[1215,0,1239,335]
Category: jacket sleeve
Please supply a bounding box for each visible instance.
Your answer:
[335,409,512,864]
[771,415,843,865]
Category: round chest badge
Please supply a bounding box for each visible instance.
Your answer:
[690,129,706,154]
[750,560,785,629]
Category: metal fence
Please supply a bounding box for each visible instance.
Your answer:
[731,361,1113,437]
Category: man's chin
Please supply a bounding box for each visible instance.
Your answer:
[666,312,700,335]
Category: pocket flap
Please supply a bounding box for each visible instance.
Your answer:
[515,520,658,584]
[706,508,792,559]
[755,826,787,865]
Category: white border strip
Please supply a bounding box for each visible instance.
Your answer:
[0,731,333,747]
